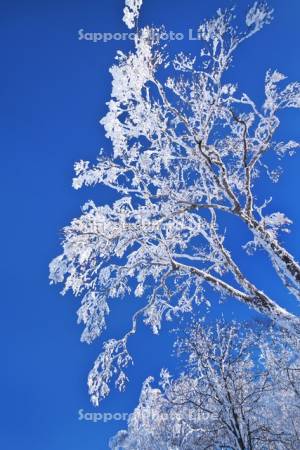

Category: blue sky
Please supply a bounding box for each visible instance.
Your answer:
[1,0,300,449]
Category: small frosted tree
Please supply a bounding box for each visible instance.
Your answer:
[50,1,300,405]
[110,321,300,450]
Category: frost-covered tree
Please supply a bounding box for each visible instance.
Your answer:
[110,321,300,450]
[50,1,300,405]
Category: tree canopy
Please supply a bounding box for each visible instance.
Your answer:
[50,1,300,407]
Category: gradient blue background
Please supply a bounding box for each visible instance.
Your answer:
[1,0,300,449]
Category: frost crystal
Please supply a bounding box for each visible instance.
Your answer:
[246,1,273,31]
[123,0,143,29]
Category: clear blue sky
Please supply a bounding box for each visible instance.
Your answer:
[1,0,300,449]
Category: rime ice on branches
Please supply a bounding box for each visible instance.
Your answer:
[50,2,300,405]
